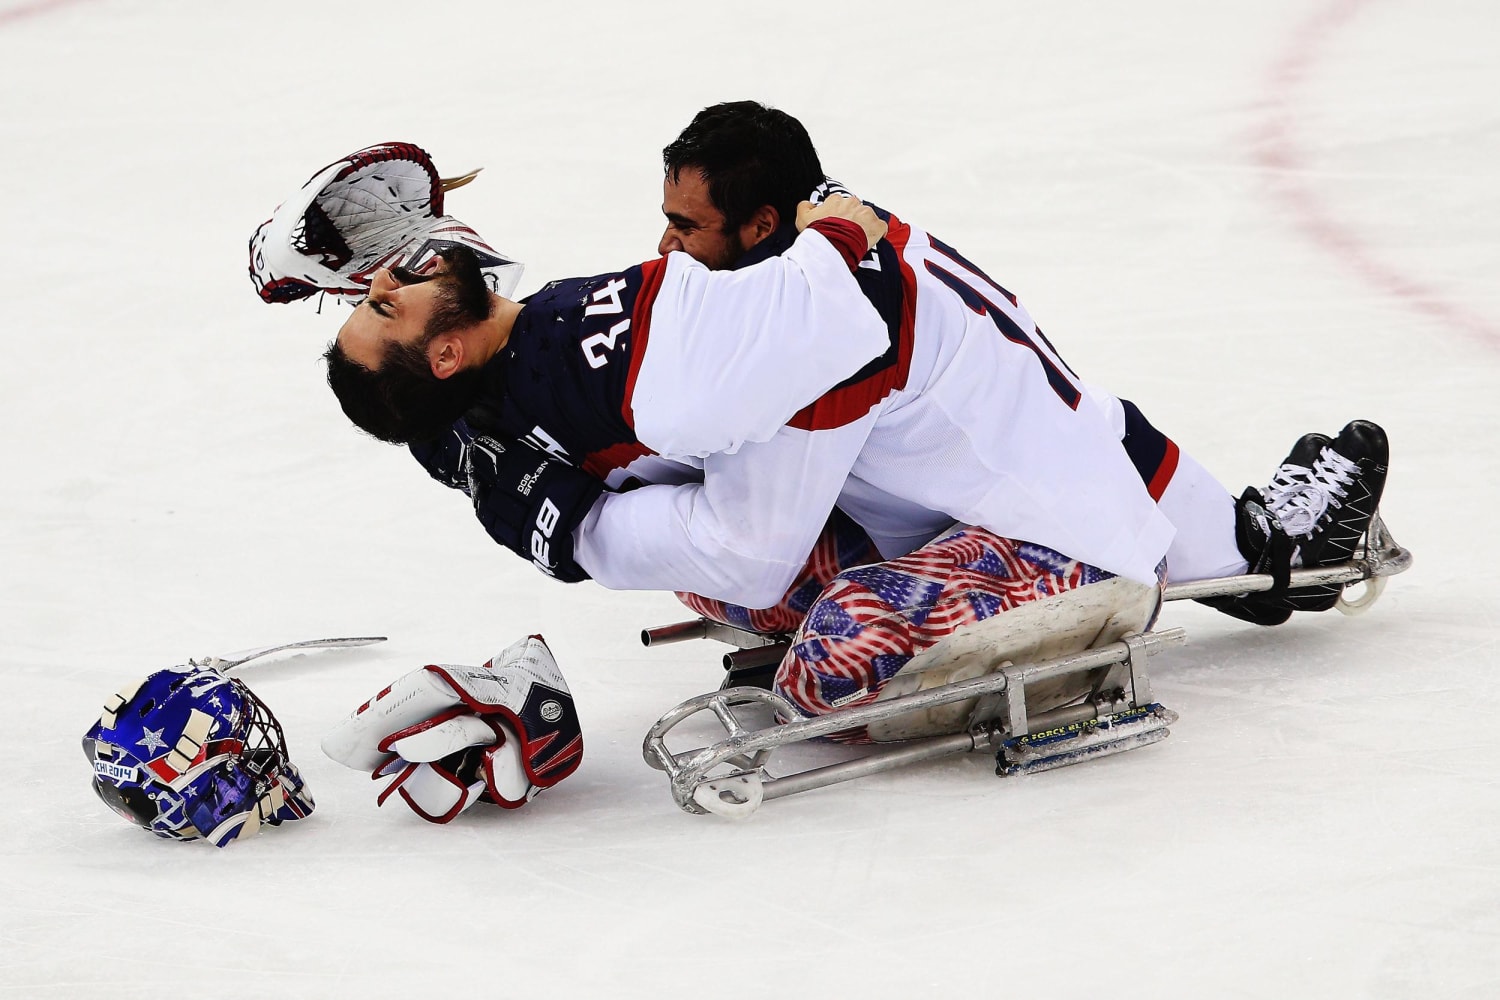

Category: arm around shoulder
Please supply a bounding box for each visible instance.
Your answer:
[630,226,889,461]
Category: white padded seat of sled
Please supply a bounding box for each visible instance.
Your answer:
[867,575,1160,742]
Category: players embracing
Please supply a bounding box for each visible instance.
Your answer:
[250,101,1390,822]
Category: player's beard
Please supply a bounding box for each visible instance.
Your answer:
[705,229,749,271]
[375,246,493,437]
[391,246,495,343]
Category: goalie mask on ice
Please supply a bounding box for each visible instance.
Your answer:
[322,635,582,824]
[248,141,523,305]
[82,663,313,847]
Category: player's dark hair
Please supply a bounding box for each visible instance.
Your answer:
[324,340,484,444]
[323,248,491,445]
[662,101,824,230]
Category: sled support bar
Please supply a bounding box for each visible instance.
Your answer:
[1163,513,1410,601]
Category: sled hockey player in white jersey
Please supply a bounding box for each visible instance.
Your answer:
[250,108,1399,818]
[641,103,1390,652]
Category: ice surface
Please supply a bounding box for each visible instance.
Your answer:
[2,1,1497,997]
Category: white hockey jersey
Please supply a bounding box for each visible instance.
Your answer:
[542,211,1178,606]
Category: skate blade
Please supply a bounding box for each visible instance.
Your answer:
[997,703,1178,776]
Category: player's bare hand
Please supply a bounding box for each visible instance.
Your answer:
[796,195,887,251]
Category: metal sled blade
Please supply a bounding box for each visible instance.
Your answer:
[196,636,387,671]
[997,703,1178,775]
[643,629,1185,817]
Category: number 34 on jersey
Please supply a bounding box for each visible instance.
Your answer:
[581,277,629,369]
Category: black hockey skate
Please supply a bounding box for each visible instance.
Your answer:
[1199,420,1390,626]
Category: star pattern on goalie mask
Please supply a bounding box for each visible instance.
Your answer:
[137,728,167,753]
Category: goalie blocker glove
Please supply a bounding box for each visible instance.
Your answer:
[321,636,582,823]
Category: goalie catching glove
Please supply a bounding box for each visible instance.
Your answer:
[321,636,582,823]
[249,141,524,305]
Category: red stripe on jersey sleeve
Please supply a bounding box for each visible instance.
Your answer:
[621,256,669,430]
[1146,438,1180,502]
[582,440,654,480]
[806,216,867,271]
[786,213,917,432]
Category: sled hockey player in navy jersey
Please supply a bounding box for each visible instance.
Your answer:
[250,105,1403,818]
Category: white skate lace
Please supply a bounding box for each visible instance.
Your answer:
[1262,461,1317,512]
[1267,447,1358,538]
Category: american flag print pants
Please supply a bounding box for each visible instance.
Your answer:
[679,520,1119,739]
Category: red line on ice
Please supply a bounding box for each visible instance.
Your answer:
[1251,0,1499,350]
[0,0,94,26]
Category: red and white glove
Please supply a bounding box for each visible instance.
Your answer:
[248,141,524,306]
[321,636,581,823]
